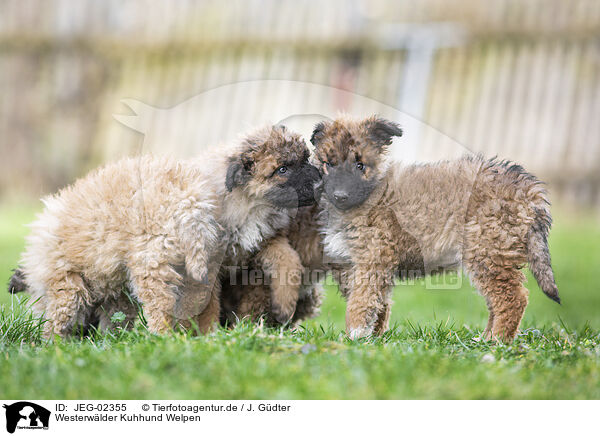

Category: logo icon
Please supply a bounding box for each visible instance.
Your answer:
[2,402,50,434]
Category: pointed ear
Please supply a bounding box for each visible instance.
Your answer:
[310,120,330,147]
[225,160,251,192]
[366,117,403,146]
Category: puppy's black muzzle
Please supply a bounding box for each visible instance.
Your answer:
[323,164,376,211]
[294,163,322,207]
[266,163,322,208]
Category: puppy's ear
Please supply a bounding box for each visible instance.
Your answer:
[310,120,330,146]
[366,117,403,146]
[225,159,251,192]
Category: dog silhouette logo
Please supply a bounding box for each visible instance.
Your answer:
[2,402,50,433]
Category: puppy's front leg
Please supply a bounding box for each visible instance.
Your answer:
[373,299,392,335]
[345,265,394,339]
[128,261,181,334]
[257,235,303,324]
[180,215,223,284]
[187,278,221,334]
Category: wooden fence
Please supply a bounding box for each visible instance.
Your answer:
[1,0,599,207]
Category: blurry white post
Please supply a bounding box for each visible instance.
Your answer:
[374,23,465,162]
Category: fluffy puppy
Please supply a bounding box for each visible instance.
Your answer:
[217,126,321,324]
[11,125,320,338]
[311,115,560,342]
[14,155,223,338]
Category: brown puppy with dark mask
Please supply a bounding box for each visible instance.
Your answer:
[311,115,560,342]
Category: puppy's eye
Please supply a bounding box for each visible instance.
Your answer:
[356,162,365,171]
[277,166,288,174]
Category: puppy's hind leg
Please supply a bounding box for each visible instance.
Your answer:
[469,265,528,342]
[482,300,495,341]
[490,283,529,342]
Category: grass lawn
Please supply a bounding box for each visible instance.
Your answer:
[1,202,599,399]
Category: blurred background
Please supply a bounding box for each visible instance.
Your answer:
[0,0,599,328]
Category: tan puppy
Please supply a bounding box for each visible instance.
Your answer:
[11,125,320,338]
[311,115,560,342]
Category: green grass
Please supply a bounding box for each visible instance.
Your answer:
[1,202,599,399]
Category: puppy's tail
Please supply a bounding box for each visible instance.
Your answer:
[527,208,560,304]
[8,267,27,294]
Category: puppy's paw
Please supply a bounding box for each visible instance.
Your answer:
[189,266,209,284]
[185,251,210,284]
[42,323,59,342]
[347,326,373,340]
[270,298,297,325]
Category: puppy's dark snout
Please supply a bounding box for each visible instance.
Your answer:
[333,191,348,203]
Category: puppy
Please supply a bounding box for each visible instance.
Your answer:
[216,126,321,325]
[11,125,320,338]
[311,115,560,342]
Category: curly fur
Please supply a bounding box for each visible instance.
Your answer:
[17,155,222,338]
[14,126,320,338]
[312,115,560,342]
